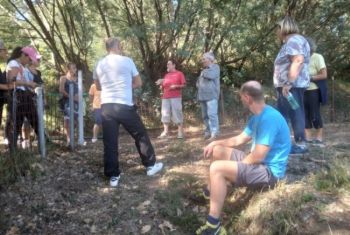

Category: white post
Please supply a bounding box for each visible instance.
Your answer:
[69,83,75,150]
[78,70,84,145]
[35,87,46,158]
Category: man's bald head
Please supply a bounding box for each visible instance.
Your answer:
[240,81,264,102]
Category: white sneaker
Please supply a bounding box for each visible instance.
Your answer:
[110,176,120,187]
[146,162,164,176]
[22,140,30,149]
[91,138,98,143]
[177,132,184,139]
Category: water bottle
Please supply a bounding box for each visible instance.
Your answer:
[287,92,300,110]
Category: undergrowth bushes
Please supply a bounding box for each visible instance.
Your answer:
[0,150,43,188]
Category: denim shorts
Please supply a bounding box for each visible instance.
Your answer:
[94,108,102,125]
[230,149,278,189]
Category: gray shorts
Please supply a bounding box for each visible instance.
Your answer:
[231,149,277,189]
[161,98,183,124]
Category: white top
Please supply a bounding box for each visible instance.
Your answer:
[6,60,26,91]
[95,54,139,106]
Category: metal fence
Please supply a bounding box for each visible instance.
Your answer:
[1,76,349,156]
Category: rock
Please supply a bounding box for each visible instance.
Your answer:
[5,226,20,235]
[84,218,92,224]
[141,225,151,234]
[137,200,151,211]
[90,225,97,233]
[176,208,182,216]
[159,220,176,233]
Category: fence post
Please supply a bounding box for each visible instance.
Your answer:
[10,89,17,152]
[220,88,226,125]
[35,87,46,158]
[77,70,84,145]
[330,75,335,122]
[69,83,75,150]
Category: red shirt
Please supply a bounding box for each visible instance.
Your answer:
[162,70,186,99]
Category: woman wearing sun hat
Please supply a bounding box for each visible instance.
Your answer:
[5,46,41,151]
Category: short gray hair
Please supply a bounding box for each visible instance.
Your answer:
[105,37,120,51]
[203,52,215,62]
[277,16,300,36]
[0,39,5,49]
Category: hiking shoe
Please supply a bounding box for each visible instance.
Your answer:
[110,176,120,187]
[290,145,309,155]
[157,132,169,139]
[146,162,164,176]
[196,222,227,235]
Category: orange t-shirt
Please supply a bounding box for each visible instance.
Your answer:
[89,84,101,109]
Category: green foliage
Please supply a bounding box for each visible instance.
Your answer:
[313,154,350,191]
[0,0,349,98]
[0,150,44,188]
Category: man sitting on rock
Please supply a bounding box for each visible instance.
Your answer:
[196,81,291,235]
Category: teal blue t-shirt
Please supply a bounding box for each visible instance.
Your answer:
[243,105,291,178]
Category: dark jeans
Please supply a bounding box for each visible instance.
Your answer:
[101,103,156,177]
[0,95,5,127]
[304,89,323,129]
[276,87,306,143]
[6,90,39,150]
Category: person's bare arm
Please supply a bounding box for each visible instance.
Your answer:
[204,132,251,158]
[241,144,270,164]
[311,68,327,81]
[0,83,13,90]
[59,76,68,97]
[282,54,304,96]
[7,67,36,88]
[132,75,142,89]
[94,78,101,91]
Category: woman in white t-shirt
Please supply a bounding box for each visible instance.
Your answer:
[5,46,40,151]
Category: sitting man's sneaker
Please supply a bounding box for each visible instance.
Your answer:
[146,162,164,176]
[110,176,120,187]
[290,144,309,155]
[196,221,227,235]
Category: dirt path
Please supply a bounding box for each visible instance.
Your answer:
[0,123,349,234]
